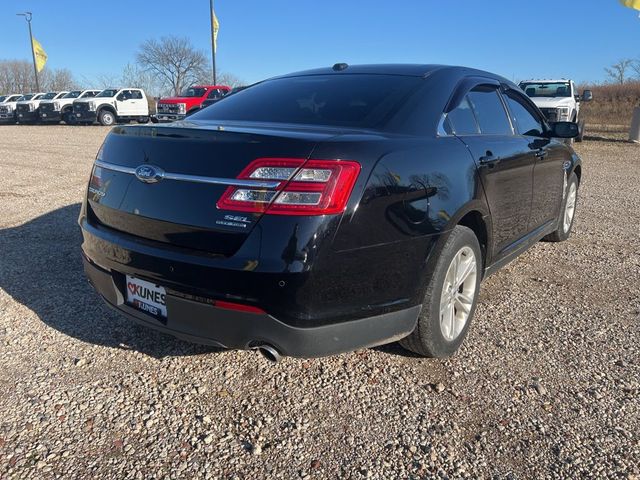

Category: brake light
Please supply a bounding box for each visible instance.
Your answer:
[216,158,361,215]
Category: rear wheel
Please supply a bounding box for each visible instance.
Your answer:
[400,226,482,357]
[98,109,116,126]
[543,172,578,242]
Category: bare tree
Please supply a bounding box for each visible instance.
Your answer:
[605,59,634,84]
[136,36,209,95]
[216,71,244,88]
[41,68,78,91]
[0,60,78,93]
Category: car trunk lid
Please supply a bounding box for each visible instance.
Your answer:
[87,122,336,256]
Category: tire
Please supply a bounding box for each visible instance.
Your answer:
[543,172,579,242]
[400,226,482,357]
[98,109,116,126]
[575,119,586,142]
[62,111,73,125]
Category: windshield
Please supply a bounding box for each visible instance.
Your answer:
[178,87,207,97]
[20,94,35,101]
[42,92,58,100]
[0,96,6,103]
[191,74,424,129]
[63,91,82,99]
[96,89,118,98]
[520,82,572,98]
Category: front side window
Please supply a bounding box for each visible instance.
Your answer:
[504,91,545,137]
[466,87,512,135]
[207,88,223,99]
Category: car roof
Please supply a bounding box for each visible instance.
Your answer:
[277,63,511,82]
[520,79,571,83]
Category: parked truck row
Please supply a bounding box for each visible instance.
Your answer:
[0,84,232,126]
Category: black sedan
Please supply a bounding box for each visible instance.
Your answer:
[79,64,581,361]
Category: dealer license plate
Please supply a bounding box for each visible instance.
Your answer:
[125,275,167,319]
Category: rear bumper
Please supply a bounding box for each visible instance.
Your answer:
[83,255,419,357]
[151,113,186,123]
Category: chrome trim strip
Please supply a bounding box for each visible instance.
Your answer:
[94,160,281,188]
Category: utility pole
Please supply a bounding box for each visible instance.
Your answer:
[17,12,40,92]
[209,0,217,85]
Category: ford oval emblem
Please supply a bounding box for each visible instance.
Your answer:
[134,164,164,184]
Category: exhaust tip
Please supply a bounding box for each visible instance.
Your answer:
[257,345,282,363]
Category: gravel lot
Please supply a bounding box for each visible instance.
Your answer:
[0,125,638,479]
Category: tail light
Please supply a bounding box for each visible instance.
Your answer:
[217,158,361,215]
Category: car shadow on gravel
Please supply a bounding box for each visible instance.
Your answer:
[0,203,222,359]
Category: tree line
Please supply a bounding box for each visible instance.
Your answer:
[604,58,640,84]
[0,36,242,97]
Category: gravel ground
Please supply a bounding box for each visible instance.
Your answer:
[0,125,638,479]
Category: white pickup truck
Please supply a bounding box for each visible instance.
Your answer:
[39,89,101,124]
[519,79,593,142]
[0,94,24,124]
[16,91,68,124]
[73,88,150,126]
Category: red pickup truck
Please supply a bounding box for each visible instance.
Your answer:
[152,85,230,122]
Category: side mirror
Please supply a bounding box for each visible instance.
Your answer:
[582,90,593,102]
[549,121,579,138]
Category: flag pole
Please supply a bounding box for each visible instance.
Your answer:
[209,0,217,85]
[17,12,40,92]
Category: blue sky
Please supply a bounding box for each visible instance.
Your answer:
[1,0,639,86]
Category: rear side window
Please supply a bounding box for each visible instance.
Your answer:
[467,87,512,135]
[504,91,545,137]
[444,96,479,135]
[191,74,424,129]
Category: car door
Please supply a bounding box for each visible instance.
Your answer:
[115,90,133,116]
[445,84,535,260]
[129,90,147,116]
[502,89,565,231]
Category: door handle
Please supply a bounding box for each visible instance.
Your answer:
[479,153,501,166]
[535,149,548,159]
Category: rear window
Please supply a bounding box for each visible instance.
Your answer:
[191,74,424,129]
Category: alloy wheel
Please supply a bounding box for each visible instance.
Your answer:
[563,182,577,232]
[439,246,478,342]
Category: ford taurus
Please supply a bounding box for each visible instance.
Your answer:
[79,64,581,361]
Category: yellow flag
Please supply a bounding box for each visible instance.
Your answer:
[32,37,47,72]
[620,0,640,10]
[212,9,219,53]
